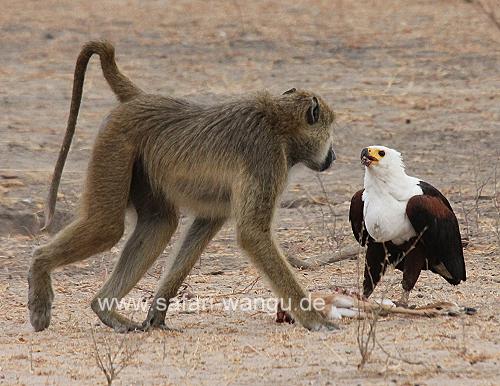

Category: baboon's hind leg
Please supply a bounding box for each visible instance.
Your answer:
[143,217,226,330]
[29,220,126,331]
[92,165,179,332]
[28,132,133,331]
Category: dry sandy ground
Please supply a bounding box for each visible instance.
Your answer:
[1,0,499,384]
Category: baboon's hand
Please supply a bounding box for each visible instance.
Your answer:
[317,318,340,331]
[295,309,339,331]
[276,309,338,331]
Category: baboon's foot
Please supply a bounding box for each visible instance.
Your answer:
[111,316,144,333]
[140,307,180,332]
[28,267,54,332]
[113,320,145,334]
[91,299,143,333]
[141,308,166,330]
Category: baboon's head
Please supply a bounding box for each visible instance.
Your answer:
[279,88,336,172]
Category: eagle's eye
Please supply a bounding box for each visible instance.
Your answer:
[378,150,385,157]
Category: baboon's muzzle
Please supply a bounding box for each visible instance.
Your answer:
[319,147,336,172]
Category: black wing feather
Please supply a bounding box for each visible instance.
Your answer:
[349,189,371,246]
[406,181,466,284]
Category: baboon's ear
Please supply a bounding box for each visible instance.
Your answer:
[282,88,296,95]
[306,96,320,125]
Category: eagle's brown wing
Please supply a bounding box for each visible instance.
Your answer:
[406,182,466,284]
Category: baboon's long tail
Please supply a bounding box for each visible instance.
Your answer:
[43,41,143,229]
[83,40,143,103]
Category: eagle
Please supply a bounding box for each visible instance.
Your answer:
[349,146,466,306]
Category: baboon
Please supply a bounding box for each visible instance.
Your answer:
[28,41,337,332]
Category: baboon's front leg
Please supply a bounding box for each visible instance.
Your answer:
[142,217,226,330]
[91,212,179,332]
[237,227,337,330]
[234,180,337,331]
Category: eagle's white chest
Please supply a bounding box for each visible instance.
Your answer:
[363,192,416,244]
[361,157,425,245]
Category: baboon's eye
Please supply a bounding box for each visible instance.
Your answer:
[282,88,296,95]
[306,96,320,125]
[378,150,385,157]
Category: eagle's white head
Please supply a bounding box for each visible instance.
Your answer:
[361,145,420,200]
[360,145,405,177]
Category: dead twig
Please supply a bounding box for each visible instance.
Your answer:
[210,276,261,300]
[474,0,500,31]
[375,337,426,366]
[492,154,500,247]
[90,325,140,385]
[356,228,427,369]
[287,175,353,269]
[287,240,358,268]
[458,190,473,243]
[231,276,260,296]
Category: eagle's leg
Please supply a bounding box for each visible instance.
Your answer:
[398,248,426,307]
[398,290,411,307]
[363,242,387,298]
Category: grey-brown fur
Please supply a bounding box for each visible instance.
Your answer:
[28,41,337,332]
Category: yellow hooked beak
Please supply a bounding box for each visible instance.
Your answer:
[360,147,385,166]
